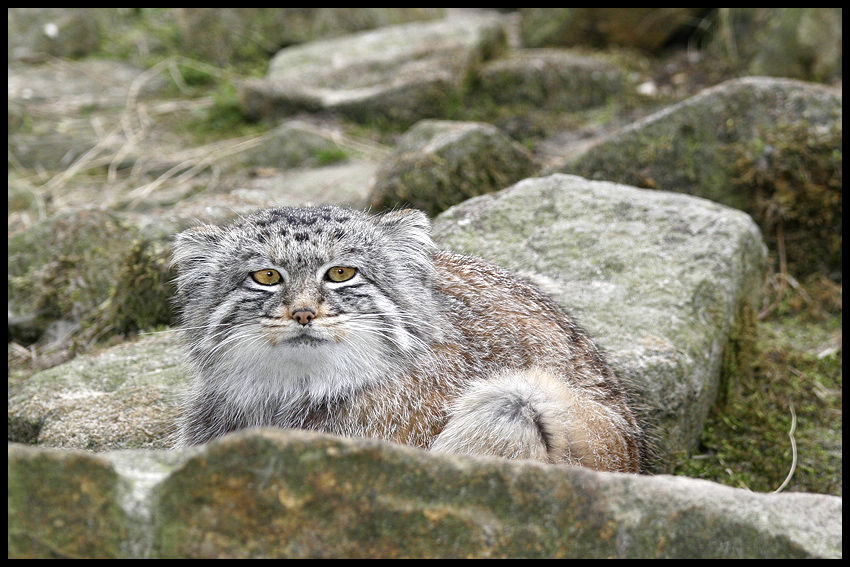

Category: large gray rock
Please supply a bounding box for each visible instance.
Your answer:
[433,174,767,464]
[555,76,842,276]
[8,429,843,558]
[240,13,507,126]
[368,119,538,215]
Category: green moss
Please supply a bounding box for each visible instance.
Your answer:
[313,147,349,166]
[99,240,175,336]
[726,121,842,278]
[672,278,842,496]
[185,80,263,143]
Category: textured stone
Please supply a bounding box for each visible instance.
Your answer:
[9,430,841,558]
[240,13,506,126]
[368,120,537,215]
[433,174,767,464]
[7,333,185,450]
[8,444,129,558]
[474,48,625,111]
[555,76,841,275]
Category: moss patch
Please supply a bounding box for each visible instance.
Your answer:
[727,121,842,278]
[672,277,842,496]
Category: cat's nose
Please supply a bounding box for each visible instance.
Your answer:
[291,308,316,325]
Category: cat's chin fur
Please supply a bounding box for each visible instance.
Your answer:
[200,328,403,414]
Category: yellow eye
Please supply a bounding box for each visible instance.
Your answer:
[251,269,281,286]
[326,266,357,282]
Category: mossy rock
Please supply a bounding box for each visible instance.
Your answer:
[518,8,706,52]
[368,120,538,216]
[473,48,625,112]
[556,76,841,278]
[7,209,174,348]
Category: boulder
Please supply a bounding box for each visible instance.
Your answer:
[433,174,767,464]
[7,333,184,450]
[8,429,843,558]
[7,209,170,350]
[174,8,444,66]
[473,48,625,111]
[368,120,538,215]
[240,13,507,126]
[518,8,706,52]
[706,8,842,83]
[555,76,841,276]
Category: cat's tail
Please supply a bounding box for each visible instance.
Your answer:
[430,366,640,472]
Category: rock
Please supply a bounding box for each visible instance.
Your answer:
[432,174,767,464]
[555,76,841,276]
[175,8,444,66]
[240,13,507,126]
[8,444,129,558]
[518,8,706,52]
[7,429,843,558]
[7,209,154,347]
[368,120,538,215]
[7,333,185,450]
[237,119,350,170]
[474,48,625,111]
[707,8,842,83]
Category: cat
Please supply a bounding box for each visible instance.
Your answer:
[171,205,644,472]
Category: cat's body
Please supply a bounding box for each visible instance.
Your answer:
[172,205,644,472]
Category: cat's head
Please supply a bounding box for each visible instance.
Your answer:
[172,206,440,401]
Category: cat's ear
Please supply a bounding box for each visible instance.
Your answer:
[172,224,225,271]
[375,208,434,250]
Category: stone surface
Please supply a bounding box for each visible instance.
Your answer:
[518,8,705,52]
[8,444,128,558]
[555,76,841,209]
[240,12,507,126]
[7,333,185,450]
[707,8,843,83]
[368,119,538,215]
[7,429,843,558]
[474,48,625,111]
[433,174,767,464]
[555,76,842,276]
[175,8,444,66]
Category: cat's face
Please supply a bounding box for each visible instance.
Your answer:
[172,206,439,402]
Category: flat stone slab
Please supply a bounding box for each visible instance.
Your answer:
[240,12,506,125]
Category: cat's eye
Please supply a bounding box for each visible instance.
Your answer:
[326,266,357,282]
[251,269,282,286]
